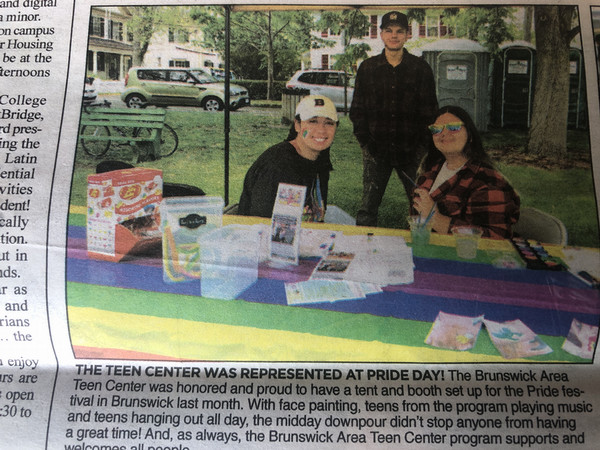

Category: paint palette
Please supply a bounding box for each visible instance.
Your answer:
[511,237,566,271]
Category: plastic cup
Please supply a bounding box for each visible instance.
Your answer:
[408,215,432,246]
[452,226,483,259]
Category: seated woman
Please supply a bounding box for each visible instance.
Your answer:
[412,105,520,239]
[238,95,337,221]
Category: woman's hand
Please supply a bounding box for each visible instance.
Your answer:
[413,188,452,234]
[413,188,435,217]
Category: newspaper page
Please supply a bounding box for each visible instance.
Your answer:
[1,0,600,448]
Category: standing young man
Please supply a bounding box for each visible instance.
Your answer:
[350,11,438,227]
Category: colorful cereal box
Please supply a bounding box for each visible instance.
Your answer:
[87,168,163,262]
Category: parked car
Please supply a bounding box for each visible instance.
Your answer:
[121,67,250,111]
[209,68,239,81]
[286,69,354,110]
[83,77,98,105]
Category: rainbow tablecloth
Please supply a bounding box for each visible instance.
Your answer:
[66,208,600,363]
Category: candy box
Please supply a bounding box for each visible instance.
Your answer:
[87,168,163,262]
[161,196,224,282]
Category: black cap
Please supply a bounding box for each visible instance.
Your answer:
[380,11,409,30]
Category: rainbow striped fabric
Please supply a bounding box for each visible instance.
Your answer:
[67,208,599,362]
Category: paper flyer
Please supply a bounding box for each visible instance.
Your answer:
[269,183,306,264]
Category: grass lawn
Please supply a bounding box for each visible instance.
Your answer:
[70,107,600,248]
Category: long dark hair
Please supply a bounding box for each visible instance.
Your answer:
[420,105,493,171]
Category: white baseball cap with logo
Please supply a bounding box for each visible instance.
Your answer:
[295,95,338,122]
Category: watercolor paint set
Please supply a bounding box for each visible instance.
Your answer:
[510,237,566,271]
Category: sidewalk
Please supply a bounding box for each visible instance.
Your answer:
[96,79,124,94]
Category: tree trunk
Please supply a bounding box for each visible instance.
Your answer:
[527,6,574,158]
[523,7,533,42]
[132,41,149,67]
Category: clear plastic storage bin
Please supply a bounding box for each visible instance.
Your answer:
[198,225,261,299]
[161,196,224,282]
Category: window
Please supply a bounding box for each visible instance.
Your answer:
[87,51,93,71]
[138,70,168,81]
[90,16,104,38]
[169,27,190,43]
[417,16,447,38]
[108,20,123,41]
[169,71,191,82]
[191,70,214,83]
[298,73,315,84]
[96,52,105,71]
[178,29,190,43]
[369,15,378,39]
[440,19,449,37]
[169,60,190,68]
[426,16,439,38]
[321,54,329,69]
[313,72,328,85]
[325,72,342,87]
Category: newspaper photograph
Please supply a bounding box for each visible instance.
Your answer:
[1,1,600,448]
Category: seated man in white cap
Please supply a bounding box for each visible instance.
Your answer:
[238,95,338,221]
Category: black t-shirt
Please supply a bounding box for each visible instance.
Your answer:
[238,141,332,219]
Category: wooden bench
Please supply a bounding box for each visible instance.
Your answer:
[79,107,166,162]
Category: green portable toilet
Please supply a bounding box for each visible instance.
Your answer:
[568,47,588,129]
[491,41,536,128]
[420,39,491,131]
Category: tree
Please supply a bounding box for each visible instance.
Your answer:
[315,10,371,112]
[527,6,579,158]
[125,6,197,66]
[316,9,371,63]
[126,6,160,66]
[440,7,516,59]
[192,7,314,99]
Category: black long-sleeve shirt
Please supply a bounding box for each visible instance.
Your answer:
[238,141,332,219]
[350,50,438,165]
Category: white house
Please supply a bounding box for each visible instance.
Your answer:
[86,7,133,80]
[142,26,223,70]
[86,7,225,80]
[308,11,451,71]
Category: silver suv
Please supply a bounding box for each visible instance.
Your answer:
[121,67,250,111]
[286,69,354,110]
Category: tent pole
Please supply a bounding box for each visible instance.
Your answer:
[224,6,231,205]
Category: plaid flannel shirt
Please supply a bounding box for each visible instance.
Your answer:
[416,160,520,239]
[350,50,438,165]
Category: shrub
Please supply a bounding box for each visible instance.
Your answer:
[234,80,287,100]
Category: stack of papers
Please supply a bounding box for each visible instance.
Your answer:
[310,234,414,285]
[484,318,553,359]
[425,312,556,359]
[425,312,484,351]
[285,280,381,305]
[285,233,413,305]
[562,318,598,359]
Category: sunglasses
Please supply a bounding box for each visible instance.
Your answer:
[428,122,464,135]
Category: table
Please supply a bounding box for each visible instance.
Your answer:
[66,206,600,363]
